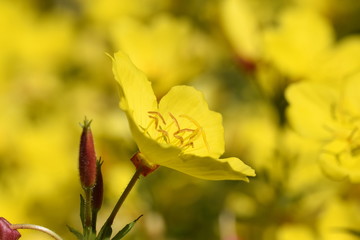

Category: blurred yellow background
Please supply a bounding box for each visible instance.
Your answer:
[1,0,360,239]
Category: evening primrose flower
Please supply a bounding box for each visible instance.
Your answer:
[264,7,334,79]
[220,0,262,62]
[286,71,360,182]
[112,51,255,181]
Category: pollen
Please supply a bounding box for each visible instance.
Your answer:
[142,111,210,153]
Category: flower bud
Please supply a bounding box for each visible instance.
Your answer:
[131,152,159,176]
[79,118,97,188]
[0,218,21,240]
[92,159,104,212]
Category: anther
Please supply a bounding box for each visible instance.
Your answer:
[148,111,166,125]
[180,114,210,153]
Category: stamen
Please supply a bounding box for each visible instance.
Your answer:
[174,128,197,146]
[140,120,154,138]
[149,115,159,130]
[180,114,210,153]
[169,112,180,131]
[173,131,185,145]
[182,142,194,150]
[148,111,166,125]
[156,126,170,143]
[143,111,210,152]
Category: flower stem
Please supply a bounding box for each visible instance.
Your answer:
[11,224,63,240]
[97,167,142,239]
[107,167,142,225]
[84,188,92,239]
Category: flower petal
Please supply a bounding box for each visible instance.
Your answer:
[165,154,255,181]
[286,81,338,140]
[112,51,157,128]
[343,72,360,116]
[158,85,224,158]
[264,8,334,78]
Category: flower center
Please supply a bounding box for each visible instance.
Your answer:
[142,111,210,153]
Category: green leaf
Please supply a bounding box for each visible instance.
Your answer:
[67,225,83,240]
[80,194,86,229]
[111,215,143,240]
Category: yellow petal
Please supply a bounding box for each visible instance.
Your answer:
[164,155,255,181]
[158,85,224,158]
[313,36,360,82]
[342,71,360,116]
[285,81,338,140]
[319,152,349,181]
[112,51,157,128]
[220,0,261,60]
[264,8,334,78]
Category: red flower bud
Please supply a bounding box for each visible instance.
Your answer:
[130,152,159,177]
[0,218,21,240]
[79,118,97,188]
[92,159,104,212]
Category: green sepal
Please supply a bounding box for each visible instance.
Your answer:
[67,225,83,240]
[80,194,86,229]
[96,222,112,240]
[111,215,143,240]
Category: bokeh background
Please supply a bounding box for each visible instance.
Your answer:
[1,0,360,239]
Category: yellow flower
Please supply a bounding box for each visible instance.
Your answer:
[310,36,360,83]
[318,197,360,240]
[264,7,334,79]
[112,51,255,181]
[220,0,262,61]
[286,72,360,182]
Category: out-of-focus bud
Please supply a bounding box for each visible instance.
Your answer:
[131,152,159,177]
[79,118,97,188]
[92,159,104,212]
[0,217,21,240]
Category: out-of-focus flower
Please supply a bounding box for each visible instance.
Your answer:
[85,0,170,26]
[294,0,360,37]
[263,7,335,79]
[310,36,360,83]
[0,217,21,240]
[111,14,211,96]
[112,51,255,181]
[219,2,337,98]
[318,197,360,240]
[220,0,262,63]
[286,71,360,182]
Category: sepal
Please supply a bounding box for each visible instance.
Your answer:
[67,225,83,240]
[111,215,143,240]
